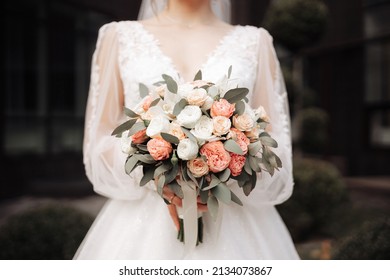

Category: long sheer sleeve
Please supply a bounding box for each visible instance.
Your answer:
[83,23,150,200]
[250,28,294,205]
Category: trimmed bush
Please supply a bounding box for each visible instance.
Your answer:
[0,205,93,259]
[278,158,347,241]
[264,0,328,50]
[334,219,390,260]
[297,107,329,154]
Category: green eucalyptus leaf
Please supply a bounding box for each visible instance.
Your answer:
[230,190,243,206]
[139,83,149,98]
[228,65,232,79]
[244,157,252,175]
[203,174,220,191]
[168,180,184,199]
[173,98,188,116]
[248,141,261,156]
[128,122,146,136]
[162,74,178,93]
[200,190,208,204]
[212,183,231,204]
[234,100,246,115]
[160,132,180,145]
[194,70,202,81]
[136,144,149,152]
[259,121,268,130]
[149,97,161,108]
[154,161,172,178]
[224,139,244,155]
[125,156,139,175]
[223,88,249,103]
[260,135,278,148]
[111,119,137,136]
[218,168,231,182]
[140,166,156,186]
[124,107,139,118]
[157,175,165,196]
[135,154,156,164]
[243,180,253,196]
[249,156,261,172]
[164,162,179,184]
[207,195,219,221]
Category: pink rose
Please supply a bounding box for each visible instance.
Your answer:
[210,99,235,118]
[132,129,149,144]
[228,128,250,154]
[228,153,246,176]
[142,96,153,111]
[187,157,209,178]
[147,138,172,161]
[200,141,231,173]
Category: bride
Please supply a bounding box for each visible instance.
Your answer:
[74,0,300,259]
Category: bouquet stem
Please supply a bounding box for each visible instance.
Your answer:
[177,216,203,245]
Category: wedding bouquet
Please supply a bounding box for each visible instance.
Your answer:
[112,67,282,245]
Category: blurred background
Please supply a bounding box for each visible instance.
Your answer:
[1,0,389,259]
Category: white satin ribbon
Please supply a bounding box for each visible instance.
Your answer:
[177,179,198,252]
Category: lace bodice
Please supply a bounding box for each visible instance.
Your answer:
[83,20,293,205]
[111,21,259,109]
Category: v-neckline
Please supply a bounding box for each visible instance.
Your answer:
[134,21,239,82]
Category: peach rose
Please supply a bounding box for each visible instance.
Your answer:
[228,128,250,154]
[132,129,148,144]
[191,80,210,88]
[187,157,209,178]
[210,99,235,118]
[186,88,208,107]
[233,113,255,131]
[200,141,231,173]
[245,125,261,141]
[212,116,231,136]
[228,153,246,176]
[169,122,186,140]
[147,138,172,161]
[142,96,153,111]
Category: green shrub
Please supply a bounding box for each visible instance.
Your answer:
[334,219,390,260]
[264,0,328,50]
[298,107,329,154]
[278,158,347,241]
[0,205,93,259]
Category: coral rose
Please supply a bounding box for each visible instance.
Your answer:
[147,138,172,161]
[228,153,246,176]
[187,157,209,178]
[228,128,250,154]
[132,128,148,144]
[200,141,231,173]
[210,99,235,118]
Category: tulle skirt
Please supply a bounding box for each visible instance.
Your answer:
[74,184,299,260]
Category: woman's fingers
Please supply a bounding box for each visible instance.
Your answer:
[167,204,180,231]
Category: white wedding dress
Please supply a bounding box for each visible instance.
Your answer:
[74,21,300,259]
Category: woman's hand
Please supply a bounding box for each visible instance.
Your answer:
[162,185,208,231]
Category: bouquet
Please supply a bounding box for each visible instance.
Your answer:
[112,67,282,246]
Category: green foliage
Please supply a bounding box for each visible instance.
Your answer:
[0,205,93,260]
[277,158,348,241]
[334,219,390,260]
[298,107,329,154]
[264,0,328,50]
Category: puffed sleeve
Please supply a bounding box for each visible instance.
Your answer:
[83,22,152,200]
[249,28,294,205]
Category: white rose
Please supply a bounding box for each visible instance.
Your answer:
[178,83,194,99]
[146,117,170,138]
[169,122,186,140]
[121,132,136,155]
[177,139,199,160]
[191,115,214,142]
[201,96,214,110]
[254,105,270,122]
[176,105,202,129]
[212,116,231,136]
[186,88,208,107]
[233,113,255,131]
